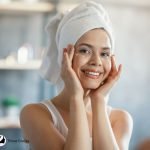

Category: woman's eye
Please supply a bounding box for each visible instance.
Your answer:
[79,49,90,54]
[101,52,110,57]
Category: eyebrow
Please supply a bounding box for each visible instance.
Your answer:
[77,43,111,51]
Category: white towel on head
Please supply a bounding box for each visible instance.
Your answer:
[40,1,114,94]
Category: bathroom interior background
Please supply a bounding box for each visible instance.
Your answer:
[0,0,150,149]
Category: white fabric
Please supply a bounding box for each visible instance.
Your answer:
[39,100,112,138]
[39,1,114,93]
[40,100,68,138]
[26,99,112,149]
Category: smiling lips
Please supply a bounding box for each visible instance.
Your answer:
[82,69,103,79]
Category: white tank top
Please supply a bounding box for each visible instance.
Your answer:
[40,99,112,138]
[40,100,68,138]
[26,99,112,149]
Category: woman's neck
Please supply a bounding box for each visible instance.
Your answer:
[52,88,91,113]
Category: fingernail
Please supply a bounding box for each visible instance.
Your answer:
[68,44,71,48]
[112,55,115,59]
[63,48,67,53]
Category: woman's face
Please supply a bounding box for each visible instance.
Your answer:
[73,28,112,90]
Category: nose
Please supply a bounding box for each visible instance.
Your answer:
[89,53,102,66]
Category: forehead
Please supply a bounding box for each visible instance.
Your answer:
[75,28,111,48]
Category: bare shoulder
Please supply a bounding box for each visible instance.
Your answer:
[20,103,65,150]
[20,103,52,127]
[110,108,133,128]
[110,107,133,147]
[20,103,51,120]
[20,103,53,138]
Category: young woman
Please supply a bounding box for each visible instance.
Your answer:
[20,1,133,150]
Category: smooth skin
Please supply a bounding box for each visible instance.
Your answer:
[20,29,133,150]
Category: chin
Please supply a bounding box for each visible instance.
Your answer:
[81,81,100,90]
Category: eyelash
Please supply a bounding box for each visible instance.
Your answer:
[79,48,110,58]
[101,52,110,57]
[79,49,91,54]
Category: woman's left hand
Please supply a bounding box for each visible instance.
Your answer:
[89,55,122,103]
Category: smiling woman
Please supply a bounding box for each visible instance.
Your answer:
[73,29,111,90]
[19,1,133,150]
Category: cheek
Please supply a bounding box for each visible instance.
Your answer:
[72,55,87,71]
[72,56,81,74]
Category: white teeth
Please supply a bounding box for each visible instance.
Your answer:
[85,71,100,76]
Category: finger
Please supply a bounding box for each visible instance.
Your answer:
[117,64,122,77]
[67,44,75,61]
[62,48,67,64]
[113,64,122,81]
[111,55,117,72]
[69,46,75,61]
[106,62,122,83]
[63,49,71,69]
[61,48,67,77]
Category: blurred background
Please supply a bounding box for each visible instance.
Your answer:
[0,0,150,149]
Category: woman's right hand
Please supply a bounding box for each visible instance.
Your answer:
[61,44,84,99]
